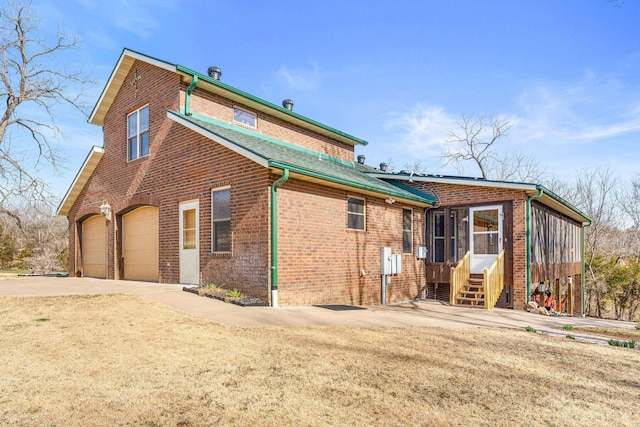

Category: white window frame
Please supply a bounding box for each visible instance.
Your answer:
[233,107,257,128]
[127,105,149,162]
[347,196,366,231]
[212,186,231,253]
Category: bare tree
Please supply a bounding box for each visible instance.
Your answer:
[0,0,90,207]
[568,167,618,317]
[443,114,545,182]
[1,202,68,273]
[619,177,640,260]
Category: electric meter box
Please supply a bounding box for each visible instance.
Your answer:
[416,247,427,259]
[380,247,392,275]
[391,254,402,274]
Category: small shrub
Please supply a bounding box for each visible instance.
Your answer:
[227,288,242,298]
[525,326,536,333]
[205,283,217,289]
[35,318,49,322]
[635,323,640,331]
[563,324,574,331]
[566,335,575,340]
[609,339,637,349]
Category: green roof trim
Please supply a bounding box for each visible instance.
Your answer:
[175,64,368,147]
[387,180,439,201]
[535,184,592,223]
[171,112,434,206]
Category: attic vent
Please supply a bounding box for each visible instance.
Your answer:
[282,99,294,111]
[379,163,388,172]
[357,155,366,164]
[207,66,222,80]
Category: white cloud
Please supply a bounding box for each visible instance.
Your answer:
[510,67,640,146]
[382,104,457,159]
[273,62,321,91]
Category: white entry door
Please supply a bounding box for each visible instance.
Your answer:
[470,205,503,274]
[179,200,199,284]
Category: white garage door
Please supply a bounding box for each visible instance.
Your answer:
[82,215,106,278]
[123,206,159,282]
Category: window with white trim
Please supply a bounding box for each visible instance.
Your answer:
[233,107,256,128]
[127,105,149,161]
[403,209,413,254]
[347,197,365,230]
[212,187,231,252]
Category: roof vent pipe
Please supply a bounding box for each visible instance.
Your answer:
[207,66,222,80]
[282,99,294,111]
[380,163,388,172]
[357,155,366,164]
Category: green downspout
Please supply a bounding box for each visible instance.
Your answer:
[526,187,544,303]
[185,75,198,116]
[270,169,289,307]
[581,219,592,316]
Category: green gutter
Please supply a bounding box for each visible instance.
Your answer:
[270,169,290,308]
[176,64,368,146]
[526,187,544,302]
[268,161,434,206]
[185,75,198,116]
[582,219,592,316]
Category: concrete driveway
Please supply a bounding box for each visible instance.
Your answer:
[1,275,637,343]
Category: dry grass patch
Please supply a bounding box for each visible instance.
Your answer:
[1,294,639,426]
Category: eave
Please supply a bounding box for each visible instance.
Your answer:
[56,146,105,216]
[88,49,368,149]
[175,65,368,148]
[268,162,434,208]
[89,49,175,126]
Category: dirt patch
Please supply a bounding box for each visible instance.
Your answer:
[183,285,268,306]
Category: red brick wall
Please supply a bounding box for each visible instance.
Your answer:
[68,60,271,294]
[276,178,426,306]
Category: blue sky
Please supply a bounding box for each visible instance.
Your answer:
[28,0,640,201]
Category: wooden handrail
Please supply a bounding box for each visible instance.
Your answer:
[484,250,505,310]
[450,251,470,306]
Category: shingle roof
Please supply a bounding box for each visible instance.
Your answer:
[365,170,590,224]
[167,111,435,206]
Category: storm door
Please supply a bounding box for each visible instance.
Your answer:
[179,200,200,284]
[469,205,503,274]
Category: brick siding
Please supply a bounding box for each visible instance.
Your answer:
[66,58,428,306]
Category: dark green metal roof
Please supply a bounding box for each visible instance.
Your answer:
[169,111,434,206]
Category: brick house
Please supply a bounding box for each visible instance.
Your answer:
[57,49,436,307]
[363,172,591,314]
[58,49,590,312]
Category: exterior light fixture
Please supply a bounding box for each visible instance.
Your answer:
[100,202,112,221]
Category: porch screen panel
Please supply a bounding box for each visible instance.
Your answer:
[531,202,582,265]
